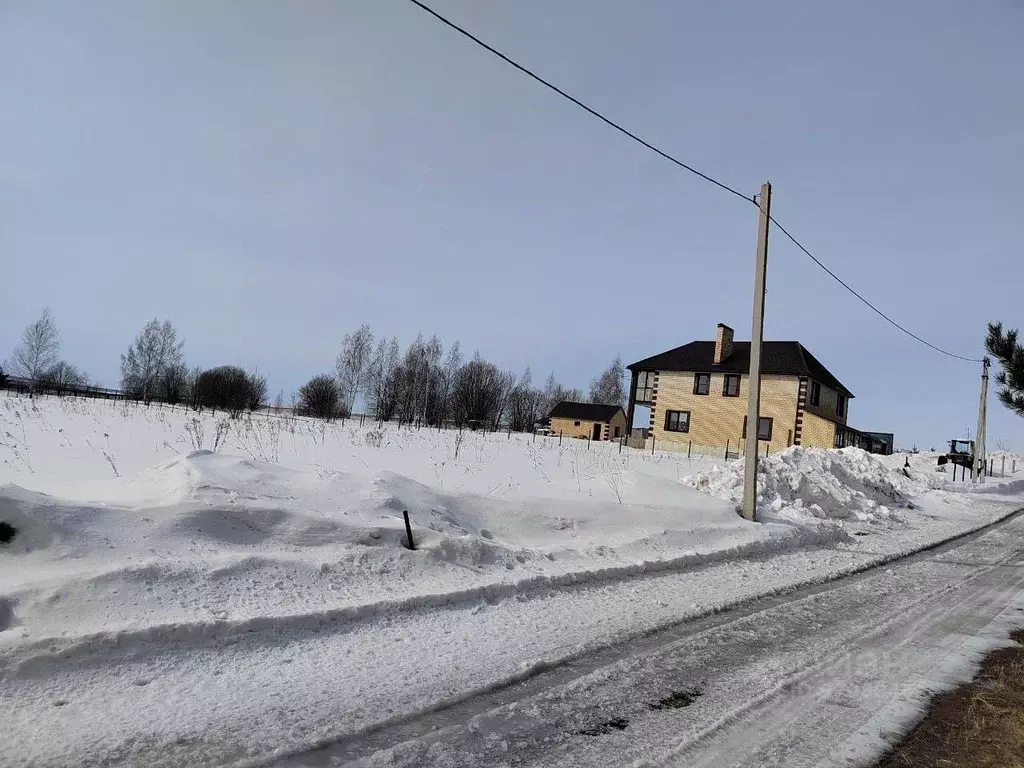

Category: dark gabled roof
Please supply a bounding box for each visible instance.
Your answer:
[628,341,854,397]
[547,401,625,422]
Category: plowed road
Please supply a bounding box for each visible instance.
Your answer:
[277,509,1024,768]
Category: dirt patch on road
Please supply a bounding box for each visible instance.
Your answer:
[876,628,1024,768]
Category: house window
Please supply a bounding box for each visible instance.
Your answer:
[836,393,846,417]
[809,380,821,406]
[613,425,621,438]
[573,420,580,426]
[635,371,655,404]
[722,374,741,397]
[693,374,711,396]
[664,410,690,433]
[742,416,774,441]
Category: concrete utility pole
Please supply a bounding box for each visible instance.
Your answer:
[742,182,772,521]
[973,357,989,483]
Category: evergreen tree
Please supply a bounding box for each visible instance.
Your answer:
[986,322,1024,416]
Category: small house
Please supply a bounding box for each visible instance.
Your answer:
[547,402,627,442]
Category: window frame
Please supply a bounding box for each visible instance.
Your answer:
[635,371,655,403]
[573,420,580,427]
[742,416,774,441]
[809,380,821,407]
[693,373,711,396]
[664,410,690,433]
[722,374,741,397]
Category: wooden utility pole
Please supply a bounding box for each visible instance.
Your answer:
[973,357,989,483]
[742,182,772,521]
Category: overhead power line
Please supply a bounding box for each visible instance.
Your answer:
[404,0,983,365]
[404,0,750,204]
[766,218,982,362]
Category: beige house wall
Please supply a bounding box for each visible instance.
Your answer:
[649,372,799,453]
[801,411,838,449]
[804,381,849,426]
[607,410,628,440]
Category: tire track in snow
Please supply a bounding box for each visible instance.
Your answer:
[282,510,1024,768]
[5,507,1023,768]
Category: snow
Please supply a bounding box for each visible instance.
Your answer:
[685,445,1024,525]
[1,393,1023,767]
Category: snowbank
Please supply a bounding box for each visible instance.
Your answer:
[685,445,1024,527]
[686,447,915,524]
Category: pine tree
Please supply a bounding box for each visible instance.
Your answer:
[986,322,1024,416]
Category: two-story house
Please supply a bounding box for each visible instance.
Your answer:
[626,323,891,455]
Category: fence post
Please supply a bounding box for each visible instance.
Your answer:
[651,434,656,455]
[587,432,591,450]
[508,424,511,440]
[403,510,416,551]
[725,439,730,460]
[990,458,994,476]
[559,430,563,446]
[533,428,537,442]
[687,440,692,459]
[619,436,623,454]
[765,443,770,457]
[1002,456,1006,477]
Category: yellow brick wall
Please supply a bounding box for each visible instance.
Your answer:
[805,381,849,426]
[608,410,627,440]
[801,411,837,449]
[649,372,799,453]
[550,411,627,441]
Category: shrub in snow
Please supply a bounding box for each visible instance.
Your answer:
[0,521,16,544]
[296,374,343,420]
[364,429,387,448]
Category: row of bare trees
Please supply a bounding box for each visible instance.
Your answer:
[118,319,268,416]
[325,324,623,429]
[4,311,626,428]
[1,310,268,417]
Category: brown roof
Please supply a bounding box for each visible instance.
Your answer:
[547,401,625,421]
[628,341,853,397]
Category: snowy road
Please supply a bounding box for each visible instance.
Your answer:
[276,508,1024,768]
[6,505,1024,768]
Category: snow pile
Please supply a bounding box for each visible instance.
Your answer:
[686,447,925,524]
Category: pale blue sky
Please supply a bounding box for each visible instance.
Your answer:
[1,0,1021,448]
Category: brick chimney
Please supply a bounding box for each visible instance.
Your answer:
[714,323,734,364]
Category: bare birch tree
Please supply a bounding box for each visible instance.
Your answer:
[540,372,584,417]
[11,308,60,389]
[589,355,627,408]
[335,323,374,414]
[120,319,185,402]
[366,336,401,421]
[38,361,87,393]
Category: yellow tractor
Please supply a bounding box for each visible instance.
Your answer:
[937,439,975,469]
